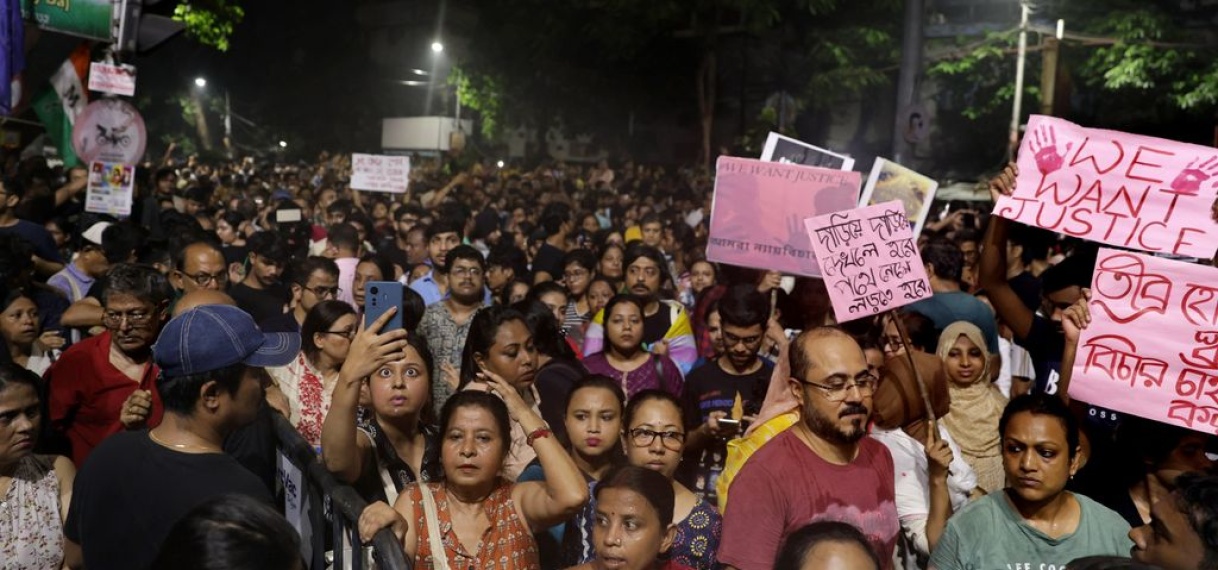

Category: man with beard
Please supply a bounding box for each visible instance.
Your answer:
[582,243,697,375]
[678,284,772,505]
[718,327,899,570]
[416,245,487,415]
[46,264,173,466]
[409,219,464,306]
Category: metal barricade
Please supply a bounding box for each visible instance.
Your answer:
[272,414,411,570]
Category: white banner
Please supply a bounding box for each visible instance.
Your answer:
[351,153,410,193]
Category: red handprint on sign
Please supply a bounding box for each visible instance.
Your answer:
[1028,125,1072,175]
[1168,156,1218,197]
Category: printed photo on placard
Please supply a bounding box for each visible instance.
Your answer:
[760,132,855,172]
[859,158,939,238]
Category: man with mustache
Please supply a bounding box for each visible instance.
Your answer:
[47,264,173,466]
[417,245,488,415]
[582,243,697,375]
[718,327,899,570]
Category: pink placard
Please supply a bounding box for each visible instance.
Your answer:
[803,200,932,321]
[1070,248,1218,434]
[995,115,1218,259]
[707,157,860,276]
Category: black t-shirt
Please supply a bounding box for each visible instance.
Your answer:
[222,403,279,494]
[533,242,565,279]
[65,430,272,570]
[1008,270,1042,311]
[228,282,290,324]
[642,301,673,347]
[677,358,772,504]
[259,310,301,334]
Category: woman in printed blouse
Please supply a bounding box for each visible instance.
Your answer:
[358,387,589,570]
[582,295,683,400]
[622,390,721,570]
[267,300,357,449]
[322,307,442,504]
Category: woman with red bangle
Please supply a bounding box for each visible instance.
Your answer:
[358,386,589,570]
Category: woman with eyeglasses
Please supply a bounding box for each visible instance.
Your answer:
[560,249,599,351]
[623,390,720,570]
[583,295,683,400]
[936,321,1008,493]
[267,300,357,449]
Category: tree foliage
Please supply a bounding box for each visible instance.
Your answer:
[172,0,245,52]
[454,0,902,161]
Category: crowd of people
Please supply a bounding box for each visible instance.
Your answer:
[0,149,1215,570]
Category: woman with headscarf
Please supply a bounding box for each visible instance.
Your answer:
[936,321,1007,493]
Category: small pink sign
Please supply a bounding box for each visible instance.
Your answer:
[1071,248,1218,434]
[706,156,859,276]
[996,115,1218,260]
[803,200,932,322]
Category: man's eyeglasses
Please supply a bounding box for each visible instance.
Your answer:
[723,331,763,348]
[102,310,156,328]
[628,427,685,451]
[180,271,228,287]
[799,373,879,403]
[627,265,660,278]
[324,329,355,340]
[450,266,483,278]
[304,286,340,298]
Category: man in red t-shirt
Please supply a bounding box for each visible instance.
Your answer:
[719,327,899,570]
[47,264,172,466]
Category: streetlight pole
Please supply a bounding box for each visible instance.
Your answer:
[192,77,214,152]
[224,90,233,158]
[1008,1,1030,160]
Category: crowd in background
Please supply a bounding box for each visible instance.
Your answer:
[0,148,1215,570]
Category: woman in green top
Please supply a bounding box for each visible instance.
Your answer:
[929,394,1133,570]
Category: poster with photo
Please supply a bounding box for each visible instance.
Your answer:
[859,158,939,238]
[760,132,855,172]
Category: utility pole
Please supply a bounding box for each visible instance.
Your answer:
[891,0,925,164]
[1008,1,1030,160]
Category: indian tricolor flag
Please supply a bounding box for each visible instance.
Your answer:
[32,42,90,166]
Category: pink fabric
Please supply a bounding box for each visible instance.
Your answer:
[335,256,359,309]
[745,340,798,436]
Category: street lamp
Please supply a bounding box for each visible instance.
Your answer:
[278,140,288,149]
[194,77,207,88]
[431,41,444,54]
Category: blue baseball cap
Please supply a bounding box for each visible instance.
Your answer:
[154,305,300,377]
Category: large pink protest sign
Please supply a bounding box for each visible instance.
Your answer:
[803,201,932,321]
[995,115,1218,259]
[1070,248,1218,434]
[707,157,859,277]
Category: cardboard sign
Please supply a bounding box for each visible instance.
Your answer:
[996,115,1218,259]
[760,132,855,172]
[84,161,133,217]
[804,201,933,321]
[1070,248,1218,434]
[87,62,136,97]
[351,153,410,193]
[707,156,860,277]
[859,158,939,237]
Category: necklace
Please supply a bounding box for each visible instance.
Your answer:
[149,430,220,453]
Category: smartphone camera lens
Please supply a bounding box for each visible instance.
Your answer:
[371,286,379,295]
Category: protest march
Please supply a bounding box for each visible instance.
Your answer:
[2,2,1218,570]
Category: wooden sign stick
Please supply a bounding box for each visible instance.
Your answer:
[887,310,938,431]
